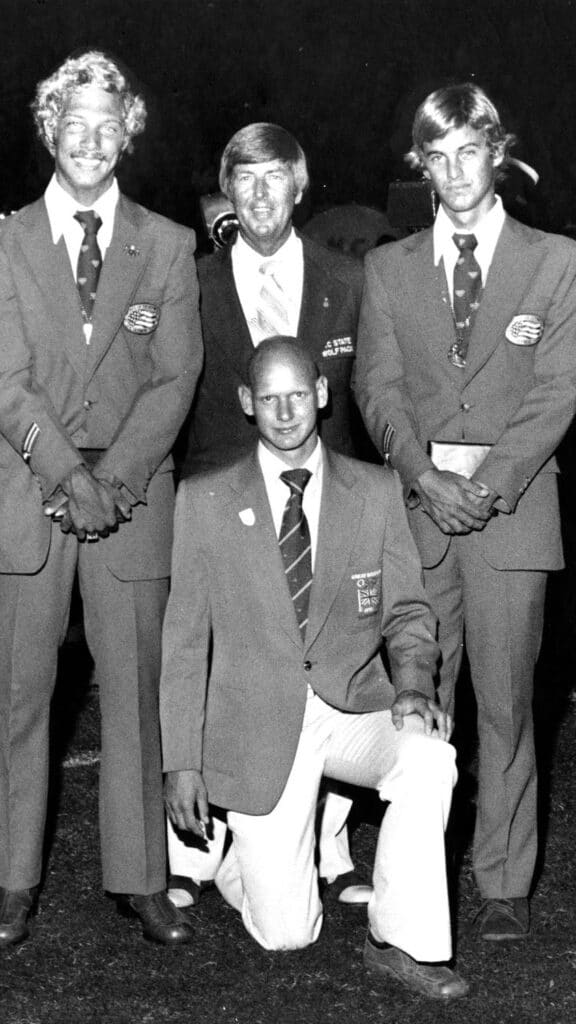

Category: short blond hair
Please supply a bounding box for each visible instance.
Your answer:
[406,83,515,172]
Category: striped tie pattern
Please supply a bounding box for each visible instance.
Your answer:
[253,260,294,341]
[449,232,482,367]
[279,469,312,638]
[74,210,103,321]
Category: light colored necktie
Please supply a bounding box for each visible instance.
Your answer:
[449,232,482,367]
[254,260,294,341]
[279,468,312,638]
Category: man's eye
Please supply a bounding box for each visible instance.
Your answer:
[102,123,122,136]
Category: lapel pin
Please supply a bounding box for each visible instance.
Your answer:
[124,243,140,257]
[239,508,255,526]
[323,296,330,308]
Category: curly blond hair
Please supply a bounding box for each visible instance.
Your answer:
[32,51,146,154]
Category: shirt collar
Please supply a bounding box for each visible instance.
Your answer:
[257,436,323,484]
[44,174,120,244]
[433,194,505,267]
[233,227,300,270]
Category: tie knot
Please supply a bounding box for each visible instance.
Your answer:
[280,468,312,497]
[74,210,102,237]
[453,232,478,253]
[259,259,280,276]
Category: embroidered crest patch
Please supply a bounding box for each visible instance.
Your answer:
[322,336,354,358]
[505,314,544,346]
[351,569,382,616]
[123,303,160,335]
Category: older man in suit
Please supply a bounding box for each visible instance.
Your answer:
[161,337,469,1001]
[355,83,576,941]
[0,51,203,947]
[172,123,371,907]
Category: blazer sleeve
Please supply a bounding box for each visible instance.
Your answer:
[0,247,84,495]
[379,470,439,698]
[160,479,211,772]
[471,240,576,509]
[96,229,204,501]
[355,250,434,487]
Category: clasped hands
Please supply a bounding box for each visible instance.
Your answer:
[413,467,496,535]
[43,464,132,542]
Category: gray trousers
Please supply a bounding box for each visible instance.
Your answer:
[0,524,168,894]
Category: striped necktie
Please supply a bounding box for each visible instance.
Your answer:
[254,260,293,341]
[279,468,312,638]
[449,232,482,367]
[74,210,103,321]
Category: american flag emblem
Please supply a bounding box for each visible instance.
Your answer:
[505,314,543,346]
[123,303,160,335]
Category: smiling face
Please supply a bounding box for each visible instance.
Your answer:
[421,124,503,229]
[51,84,127,205]
[228,159,303,256]
[239,353,328,466]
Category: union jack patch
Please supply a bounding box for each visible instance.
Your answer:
[351,569,382,616]
[123,303,160,335]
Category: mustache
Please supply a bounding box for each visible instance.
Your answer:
[71,150,105,160]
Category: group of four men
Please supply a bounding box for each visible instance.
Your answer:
[2,49,576,1003]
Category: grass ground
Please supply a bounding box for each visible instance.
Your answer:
[1,576,576,1024]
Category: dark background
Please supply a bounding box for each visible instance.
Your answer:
[2,0,576,239]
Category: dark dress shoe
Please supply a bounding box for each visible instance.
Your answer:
[473,897,530,941]
[0,887,35,948]
[364,933,470,1000]
[118,890,195,944]
[321,870,373,905]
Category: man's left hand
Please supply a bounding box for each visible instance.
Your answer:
[391,690,453,741]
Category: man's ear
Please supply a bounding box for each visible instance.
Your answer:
[238,383,254,417]
[491,144,504,170]
[315,375,329,410]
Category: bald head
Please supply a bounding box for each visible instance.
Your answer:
[247,337,319,391]
[239,337,328,466]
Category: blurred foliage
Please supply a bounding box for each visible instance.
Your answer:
[1,0,576,234]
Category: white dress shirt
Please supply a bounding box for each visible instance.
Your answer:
[433,194,506,305]
[232,229,304,344]
[44,175,119,342]
[257,438,323,569]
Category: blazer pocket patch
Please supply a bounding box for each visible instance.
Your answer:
[505,314,543,346]
[123,302,160,335]
[351,569,382,617]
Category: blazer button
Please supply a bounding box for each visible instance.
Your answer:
[461,402,471,412]
[303,661,312,671]
[83,399,92,409]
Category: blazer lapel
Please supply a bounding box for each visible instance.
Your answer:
[85,196,149,378]
[305,450,365,649]
[14,199,87,377]
[206,249,255,380]
[402,232,465,387]
[464,217,546,381]
[228,455,303,648]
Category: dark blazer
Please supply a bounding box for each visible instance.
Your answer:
[0,193,203,576]
[160,448,438,815]
[355,216,576,570]
[181,235,369,474]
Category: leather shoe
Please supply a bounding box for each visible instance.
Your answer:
[323,870,373,905]
[167,874,202,909]
[118,890,194,944]
[0,887,35,948]
[473,897,530,941]
[364,933,469,1000]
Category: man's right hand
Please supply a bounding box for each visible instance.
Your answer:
[413,468,494,534]
[164,769,210,838]
[44,464,119,541]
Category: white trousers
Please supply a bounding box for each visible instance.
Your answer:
[169,693,456,960]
